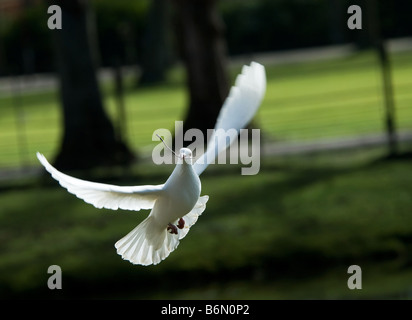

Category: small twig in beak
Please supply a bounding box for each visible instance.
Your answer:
[156,134,181,158]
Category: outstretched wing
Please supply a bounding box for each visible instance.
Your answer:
[193,61,266,176]
[37,152,164,211]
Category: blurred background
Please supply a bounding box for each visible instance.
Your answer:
[0,0,411,299]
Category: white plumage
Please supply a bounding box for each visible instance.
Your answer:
[37,62,266,266]
[193,62,266,176]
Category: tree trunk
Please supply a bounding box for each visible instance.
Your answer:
[328,0,345,44]
[52,0,134,170]
[139,0,171,85]
[173,0,230,144]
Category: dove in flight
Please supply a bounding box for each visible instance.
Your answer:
[37,62,266,266]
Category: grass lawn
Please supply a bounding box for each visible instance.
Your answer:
[1,49,412,299]
[1,147,412,299]
[0,49,411,168]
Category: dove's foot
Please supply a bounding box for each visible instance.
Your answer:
[167,218,185,234]
[177,218,185,229]
[167,223,178,235]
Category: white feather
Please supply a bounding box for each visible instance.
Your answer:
[114,196,209,265]
[193,62,266,176]
[37,152,164,211]
[36,61,266,266]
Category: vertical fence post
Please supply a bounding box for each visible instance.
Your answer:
[367,0,397,156]
[376,41,397,156]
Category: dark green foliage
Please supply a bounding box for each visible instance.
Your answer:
[1,149,412,299]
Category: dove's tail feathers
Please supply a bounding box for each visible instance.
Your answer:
[114,195,209,266]
[178,195,209,240]
[115,215,179,266]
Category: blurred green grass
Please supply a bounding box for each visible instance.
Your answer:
[1,50,412,299]
[1,147,412,299]
[0,49,411,167]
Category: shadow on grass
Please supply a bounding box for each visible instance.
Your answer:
[1,151,412,299]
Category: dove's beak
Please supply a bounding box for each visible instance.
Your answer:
[179,148,193,164]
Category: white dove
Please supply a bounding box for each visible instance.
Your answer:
[37,62,266,266]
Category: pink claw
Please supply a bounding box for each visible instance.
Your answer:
[167,223,178,234]
[177,218,185,229]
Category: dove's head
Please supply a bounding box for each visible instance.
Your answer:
[156,134,193,165]
[179,148,193,165]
